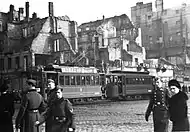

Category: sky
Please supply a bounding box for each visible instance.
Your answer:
[0,0,190,25]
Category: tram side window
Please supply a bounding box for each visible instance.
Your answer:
[144,78,150,84]
[86,76,90,85]
[76,76,80,85]
[91,76,95,85]
[126,78,129,84]
[95,76,99,85]
[139,78,143,84]
[129,78,135,84]
[59,76,64,86]
[71,76,76,85]
[81,76,85,85]
[135,78,139,84]
[65,76,70,85]
[141,78,145,84]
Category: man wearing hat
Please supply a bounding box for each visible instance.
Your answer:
[145,77,170,132]
[168,79,189,131]
[43,79,58,132]
[36,86,76,132]
[15,79,46,132]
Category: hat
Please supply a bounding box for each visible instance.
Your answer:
[27,79,36,86]
[168,79,181,89]
[47,79,55,83]
[56,85,63,91]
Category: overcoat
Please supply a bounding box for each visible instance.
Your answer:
[0,92,15,132]
[16,89,46,132]
[40,98,75,132]
[145,87,170,132]
[44,88,57,132]
[168,91,190,131]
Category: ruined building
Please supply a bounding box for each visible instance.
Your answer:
[131,0,190,83]
[0,2,78,90]
[77,14,146,72]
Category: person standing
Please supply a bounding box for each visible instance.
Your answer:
[145,77,170,132]
[0,78,15,132]
[44,79,57,132]
[15,79,46,132]
[168,79,190,131]
[36,86,76,132]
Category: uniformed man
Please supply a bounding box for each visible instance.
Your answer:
[43,79,57,132]
[36,86,76,132]
[15,79,46,132]
[0,78,15,132]
[145,77,170,132]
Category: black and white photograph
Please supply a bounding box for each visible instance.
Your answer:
[0,0,190,131]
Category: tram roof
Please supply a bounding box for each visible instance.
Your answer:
[110,70,150,75]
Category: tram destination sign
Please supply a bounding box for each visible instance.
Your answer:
[61,66,98,73]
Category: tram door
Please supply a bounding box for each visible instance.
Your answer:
[117,76,123,95]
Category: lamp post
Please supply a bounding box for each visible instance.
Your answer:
[120,35,123,71]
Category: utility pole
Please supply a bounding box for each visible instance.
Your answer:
[161,9,166,59]
[180,6,186,80]
[120,31,123,71]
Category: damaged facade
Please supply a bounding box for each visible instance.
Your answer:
[0,2,78,89]
[131,0,190,84]
[77,14,145,72]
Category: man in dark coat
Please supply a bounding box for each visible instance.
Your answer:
[168,79,190,131]
[0,79,15,132]
[36,86,76,132]
[15,79,46,132]
[145,77,170,132]
[44,79,57,132]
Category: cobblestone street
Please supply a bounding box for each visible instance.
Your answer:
[13,99,179,132]
[72,100,173,132]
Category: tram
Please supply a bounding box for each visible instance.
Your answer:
[30,64,102,102]
[102,70,155,100]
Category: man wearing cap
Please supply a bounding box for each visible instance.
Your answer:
[46,79,57,104]
[145,77,171,132]
[15,79,46,132]
[36,86,76,132]
[42,79,58,132]
[168,79,189,131]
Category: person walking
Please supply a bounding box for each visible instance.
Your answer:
[15,79,46,132]
[168,79,190,131]
[145,77,170,132]
[36,86,76,132]
[0,78,15,132]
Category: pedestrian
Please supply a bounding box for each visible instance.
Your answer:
[45,79,57,104]
[43,79,57,132]
[168,79,190,131]
[15,79,46,132]
[0,78,15,132]
[145,77,170,132]
[36,86,76,132]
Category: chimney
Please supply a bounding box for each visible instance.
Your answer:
[18,7,24,21]
[48,2,54,17]
[32,12,37,19]
[25,2,29,21]
[9,4,14,22]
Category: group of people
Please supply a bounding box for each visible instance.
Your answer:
[0,77,189,132]
[145,78,190,132]
[0,78,76,132]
